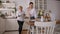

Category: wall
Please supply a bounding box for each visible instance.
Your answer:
[57,1,60,20]
[47,0,60,20]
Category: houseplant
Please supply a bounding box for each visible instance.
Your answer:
[0,0,2,8]
[0,12,5,18]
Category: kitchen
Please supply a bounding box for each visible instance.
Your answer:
[0,0,60,34]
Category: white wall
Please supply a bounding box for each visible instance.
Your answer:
[57,1,60,20]
[47,0,60,20]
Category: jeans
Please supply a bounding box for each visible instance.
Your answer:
[17,20,24,34]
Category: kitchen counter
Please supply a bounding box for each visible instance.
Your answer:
[5,18,29,31]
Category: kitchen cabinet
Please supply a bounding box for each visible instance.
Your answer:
[5,19,29,31]
[5,19,18,30]
[0,3,16,19]
[0,17,5,34]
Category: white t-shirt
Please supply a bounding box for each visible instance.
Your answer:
[25,8,37,18]
[16,10,24,21]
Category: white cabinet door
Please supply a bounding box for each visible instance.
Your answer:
[5,19,29,30]
[5,19,19,30]
[0,18,5,34]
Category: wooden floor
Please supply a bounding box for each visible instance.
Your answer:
[4,29,28,34]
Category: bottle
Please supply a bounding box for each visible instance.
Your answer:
[41,16,44,22]
[45,11,51,22]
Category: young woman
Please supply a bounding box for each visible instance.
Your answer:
[25,2,37,19]
[25,2,37,34]
[16,6,24,34]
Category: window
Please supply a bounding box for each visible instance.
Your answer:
[35,0,47,11]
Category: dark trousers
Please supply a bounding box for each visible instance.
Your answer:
[30,17,35,19]
[17,20,24,34]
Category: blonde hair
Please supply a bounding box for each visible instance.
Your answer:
[19,6,23,9]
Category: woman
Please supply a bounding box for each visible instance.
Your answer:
[25,2,37,19]
[16,6,24,34]
[25,2,37,34]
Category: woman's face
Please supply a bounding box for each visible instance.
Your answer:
[19,7,23,11]
[29,4,33,8]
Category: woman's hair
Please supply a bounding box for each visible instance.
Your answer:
[29,2,33,5]
[19,6,23,9]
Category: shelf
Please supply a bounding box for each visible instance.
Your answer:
[2,3,15,8]
[0,8,15,11]
[2,3,15,6]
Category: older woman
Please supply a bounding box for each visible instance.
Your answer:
[16,6,24,34]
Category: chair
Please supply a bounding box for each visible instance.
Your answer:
[29,21,35,34]
[35,21,56,34]
[54,24,60,34]
[25,20,35,34]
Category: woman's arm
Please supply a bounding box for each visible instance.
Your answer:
[16,11,18,18]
